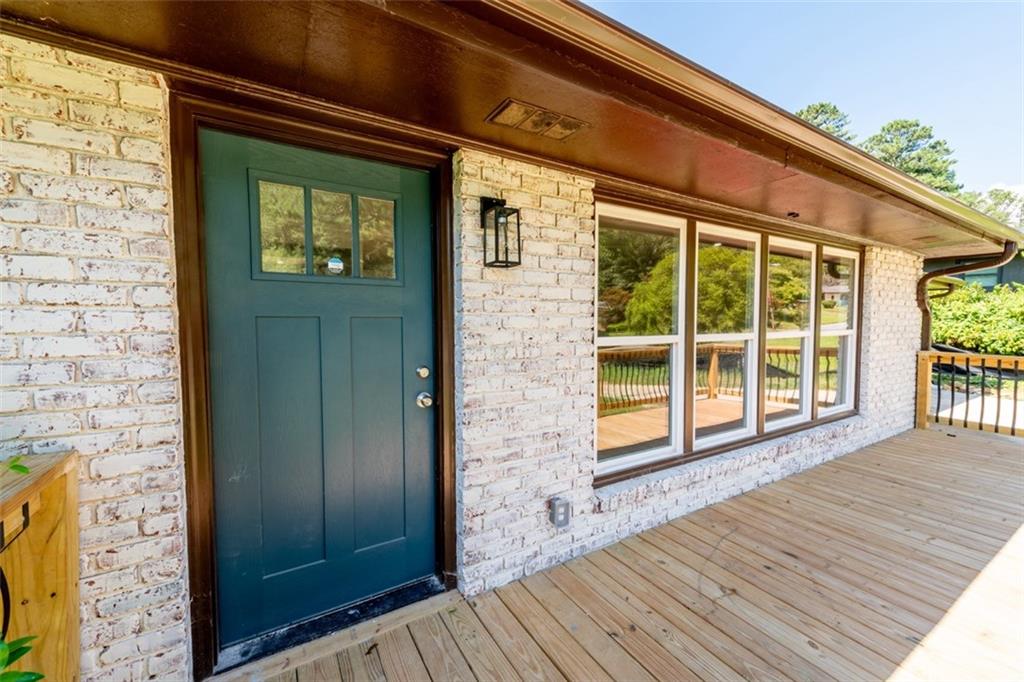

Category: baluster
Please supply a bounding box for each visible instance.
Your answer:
[1013,359,1020,437]
[978,357,986,431]
[947,355,955,427]
[995,358,1003,434]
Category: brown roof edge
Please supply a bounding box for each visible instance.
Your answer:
[488,0,1023,250]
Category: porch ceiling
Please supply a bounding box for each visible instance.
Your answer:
[2,0,1017,258]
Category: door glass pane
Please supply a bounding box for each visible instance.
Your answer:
[765,337,804,423]
[358,196,396,279]
[818,335,850,409]
[312,189,353,277]
[767,245,812,332]
[695,341,748,438]
[597,216,679,337]
[597,344,672,461]
[697,232,757,334]
[821,253,855,330]
[258,181,306,274]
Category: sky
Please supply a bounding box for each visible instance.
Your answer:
[587,1,1024,194]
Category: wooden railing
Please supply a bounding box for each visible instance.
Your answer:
[916,351,1024,436]
[597,344,839,416]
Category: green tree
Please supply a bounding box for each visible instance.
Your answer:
[860,119,961,194]
[795,102,856,142]
[931,283,1024,355]
[623,252,677,335]
[696,245,755,334]
[958,187,1024,230]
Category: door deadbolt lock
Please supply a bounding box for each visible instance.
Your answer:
[415,392,434,408]
[415,366,430,379]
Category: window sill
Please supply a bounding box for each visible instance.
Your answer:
[593,409,858,488]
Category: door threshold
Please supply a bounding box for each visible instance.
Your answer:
[210,576,455,680]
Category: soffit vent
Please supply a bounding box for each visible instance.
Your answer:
[486,98,589,141]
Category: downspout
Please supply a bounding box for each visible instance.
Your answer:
[916,240,1018,350]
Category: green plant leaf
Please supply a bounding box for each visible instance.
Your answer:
[0,640,9,670]
[5,645,32,667]
[0,672,45,682]
[8,465,29,475]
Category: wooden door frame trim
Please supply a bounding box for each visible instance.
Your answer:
[169,89,457,680]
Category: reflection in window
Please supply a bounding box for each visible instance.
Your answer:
[597,345,672,461]
[697,236,757,334]
[767,247,812,331]
[358,197,396,279]
[695,341,748,438]
[258,181,306,274]
[598,218,678,336]
[765,241,813,426]
[311,190,353,277]
[818,335,851,409]
[820,253,855,331]
[765,339,804,423]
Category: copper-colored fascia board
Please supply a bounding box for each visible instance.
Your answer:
[2,5,1017,255]
[0,13,883,252]
[482,0,1022,249]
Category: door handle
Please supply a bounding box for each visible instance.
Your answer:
[415,392,434,408]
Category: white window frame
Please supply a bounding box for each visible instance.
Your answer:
[818,246,859,417]
[763,236,816,432]
[693,223,761,450]
[594,203,686,476]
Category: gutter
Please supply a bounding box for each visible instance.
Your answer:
[493,0,1021,248]
[916,241,1019,350]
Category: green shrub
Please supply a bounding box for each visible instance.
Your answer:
[931,282,1024,356]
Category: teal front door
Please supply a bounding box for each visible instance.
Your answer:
[199,129,437,652]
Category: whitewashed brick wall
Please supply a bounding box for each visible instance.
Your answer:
[453,148,924,595]
[0,33,926,677]
[0,36,188,681]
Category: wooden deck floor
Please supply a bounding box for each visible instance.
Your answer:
[222,427,1024,682]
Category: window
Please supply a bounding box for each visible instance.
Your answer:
[818,247,858,413]
[253,174,397,280]
[595,203,862,478]
[764,238,815,428]
[596,206,684,470]
[694,225,759,445]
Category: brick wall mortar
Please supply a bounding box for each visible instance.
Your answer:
[0,36,188,681]
[453,148,924,594]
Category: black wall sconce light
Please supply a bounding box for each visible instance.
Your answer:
[481,197,521,267]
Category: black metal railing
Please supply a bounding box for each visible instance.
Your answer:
[597,346,670,414]
[919,351,1023,436]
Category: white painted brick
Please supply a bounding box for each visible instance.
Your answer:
[81,357,176,382]
[0,140,73,173]
[24,335,125,358]
[0,84,65,118]
[10,59,117,100]
[77,205,167,235]
[125,187,167,210]
[0,390,32,413]
[12,118,116,155]
[1,39,185,681]
[80,258,171,283]
[1,308,78,333]
[119,138,164,164]
[76,155,165,186]
[35,384,132,410]
[89,448,176,480]
[69,100,162,136]
[0,361,76,386]
[21,173,122,206]
[130,286,172,307]
[0,253,74,279]
[0,411,81,439]
[118,82,164,110]
[0,198,71,224]
[26,283,128,306]
[21,228,125,257]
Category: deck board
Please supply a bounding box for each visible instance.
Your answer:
[220,427,1024,682]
